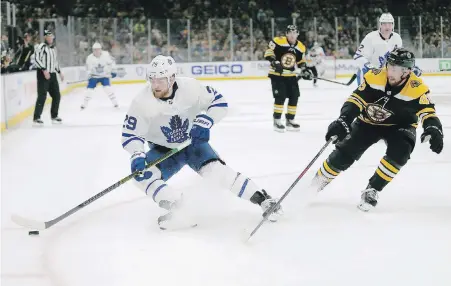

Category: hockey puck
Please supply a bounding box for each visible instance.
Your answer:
[28,230,40,236]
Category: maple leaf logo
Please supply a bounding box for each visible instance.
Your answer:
[160,115,189,143]
[378,51,391,68]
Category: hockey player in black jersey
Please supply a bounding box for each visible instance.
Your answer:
[312,48,444,211]
[264,25,313,132]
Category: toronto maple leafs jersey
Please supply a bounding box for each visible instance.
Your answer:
[86,51,115,78]
[121,77,228,154]
[306,46,325,67]
[354,31,402,69]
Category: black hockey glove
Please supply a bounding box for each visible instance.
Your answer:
[299,68,313,80]
[326,117,351,143]
[421,126,443,154]
[271,60,283,74]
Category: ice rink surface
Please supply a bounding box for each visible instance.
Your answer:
[2,77,451,286]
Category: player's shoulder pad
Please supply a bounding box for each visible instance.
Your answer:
[295,41,306,53]
[392,32,402,39]
[273,36,289,46]
[366,30,380,39]
[396,73,430,101]
[363,68,387,91]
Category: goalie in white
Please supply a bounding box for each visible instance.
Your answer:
[121,55,282,230]
[353,12,421,85]
[305,42,326,87]
[82,43,119,109]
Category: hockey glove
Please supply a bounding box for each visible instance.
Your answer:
[299,68,313,80]
[362,62,374,75]
[271,60,283,74]
[190,114,214,146]
[412,66,422,77]
[131,152,153,181]
[326,117,351,143]
[421,126,443,154]
[111,72,117,78]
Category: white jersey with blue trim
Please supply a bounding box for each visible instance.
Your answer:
[354,31,402,69]
[86,51,115,78]
[121,76,228,154]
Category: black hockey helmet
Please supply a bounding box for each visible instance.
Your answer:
[386,48,415,69]
[286,25,299,34]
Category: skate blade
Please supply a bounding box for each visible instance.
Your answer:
[357,202,374,212]
[286,126,300,132]
[273,127,285,133]
[159,223,198,231]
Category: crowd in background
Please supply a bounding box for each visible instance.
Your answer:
[1,0,450,72]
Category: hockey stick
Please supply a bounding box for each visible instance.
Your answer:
[314,74,357,86]
[248,135,337,240]
[66,79,88,84]
[11,141,191,230]
[297,72,357,86]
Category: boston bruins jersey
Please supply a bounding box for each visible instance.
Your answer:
[341,68,441,129]
[264,36,306,77]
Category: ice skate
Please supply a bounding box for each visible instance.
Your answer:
[286,119,300,132]
[251,190,283,222]
[273,118,285,133]
[157,199,197,230]
[33,118,44,126]
[357,186,379,212]
[261,197,283,222]
[311,172,331,191]
[51,117,62,124]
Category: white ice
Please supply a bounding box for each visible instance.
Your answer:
[2,77,451,286]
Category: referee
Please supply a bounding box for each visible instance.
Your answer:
[33,30,64,125]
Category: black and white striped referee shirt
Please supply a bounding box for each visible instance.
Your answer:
[34,43,61,73]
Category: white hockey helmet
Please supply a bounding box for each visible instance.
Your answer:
[147,55,177,83]
[379,13,395,29]
[92,42,102,50]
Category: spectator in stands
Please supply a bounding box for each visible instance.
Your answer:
[13,31,34,71]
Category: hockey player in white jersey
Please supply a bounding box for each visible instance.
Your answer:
[306,42,326,87]
[121,55,282,229]
[81,43,118,109]
[354,13,400,84]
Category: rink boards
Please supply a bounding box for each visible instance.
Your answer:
[1,58,450,132]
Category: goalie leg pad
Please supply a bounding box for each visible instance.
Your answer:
[198,160,261,201]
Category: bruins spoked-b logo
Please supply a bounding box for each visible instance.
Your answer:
[281,53,296,68]
[366,103,394,123]
[372,68,382,75]
[410,80,421,88]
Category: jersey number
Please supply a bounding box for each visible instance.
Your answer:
[123,115,137,130]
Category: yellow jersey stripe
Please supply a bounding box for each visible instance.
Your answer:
[268,71,297,77]
[421,113,437,123]
[352,93,368,106]
[381,159,399,174]
[416,107,436,116]
[346,99,363,111]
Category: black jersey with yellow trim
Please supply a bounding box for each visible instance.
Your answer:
[339,68,442,130]
[264,36,306,77]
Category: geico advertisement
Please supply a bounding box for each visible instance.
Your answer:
[190,63,243,76]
